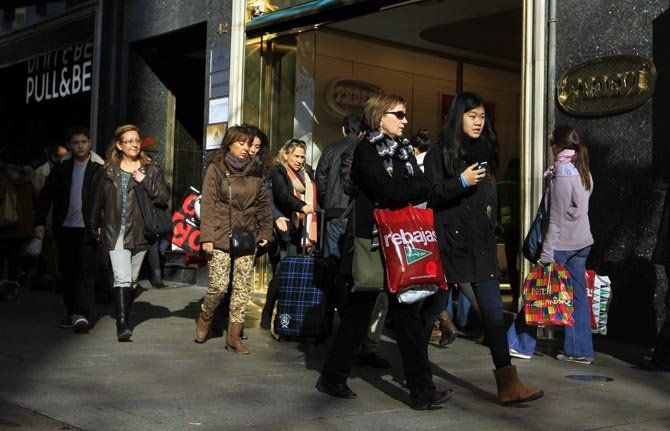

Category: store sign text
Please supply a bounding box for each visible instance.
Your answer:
[25,41,93,104]
[324,79,382,118]
[557,55,656,116]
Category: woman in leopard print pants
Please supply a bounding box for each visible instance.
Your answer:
[195,125,273,353]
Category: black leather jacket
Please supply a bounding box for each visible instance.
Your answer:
[315,134,359,218]
[89,162,170,251]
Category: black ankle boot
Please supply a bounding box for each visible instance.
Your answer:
[150,269,166,288]
[113,287,133,342]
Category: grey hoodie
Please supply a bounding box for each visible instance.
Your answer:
[540,163,594,262]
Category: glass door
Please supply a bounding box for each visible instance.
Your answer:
[243,30,318,297]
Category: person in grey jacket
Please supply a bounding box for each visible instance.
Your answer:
[507,125,595,364]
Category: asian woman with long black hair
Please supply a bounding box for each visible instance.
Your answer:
[424,92,543,404]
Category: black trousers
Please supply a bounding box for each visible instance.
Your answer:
[57,227,96,319]
[0,238,24,282]
[503,225,521,303]
[321,290,436,403]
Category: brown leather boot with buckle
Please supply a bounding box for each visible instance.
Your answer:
[438,310,458,346]
[226,322,250,354]
[194,313,213,344]
[493,365,544,405]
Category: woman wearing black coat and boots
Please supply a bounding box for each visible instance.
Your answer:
[317,93,453,410]
[89,124,170,342]
[423,92,542,404]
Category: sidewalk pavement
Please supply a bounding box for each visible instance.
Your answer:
[1,285,668,431]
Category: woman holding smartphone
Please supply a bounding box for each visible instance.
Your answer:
[195,125,273,353]
[424,92,543,404]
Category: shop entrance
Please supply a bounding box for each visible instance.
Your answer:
[244,0,523,297]
[129,23,207,210]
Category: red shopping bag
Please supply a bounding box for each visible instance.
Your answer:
[373,205,448,294]
[585,270,598,330]
[523,263,574,327]
[171,191,201,254]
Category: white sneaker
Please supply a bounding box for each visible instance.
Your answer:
[509,348,532,359]
[556,353,593,365]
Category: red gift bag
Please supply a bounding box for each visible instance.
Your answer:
[373,205,448,295]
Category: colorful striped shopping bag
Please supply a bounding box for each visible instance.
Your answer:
[523,263,574,327]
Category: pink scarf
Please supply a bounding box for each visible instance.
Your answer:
[544,149,575,177]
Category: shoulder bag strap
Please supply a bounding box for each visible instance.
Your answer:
[225,171,233,238]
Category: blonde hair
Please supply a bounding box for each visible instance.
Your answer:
[275,139,307,171]
[362,93,406,132]
[107,124,150,166]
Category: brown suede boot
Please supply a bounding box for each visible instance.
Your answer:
[194,313,212,344]
[226,322,250,354]
[438,311,458,346]
[493,365,544,405]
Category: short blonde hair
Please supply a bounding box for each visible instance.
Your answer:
[363,94,406,132]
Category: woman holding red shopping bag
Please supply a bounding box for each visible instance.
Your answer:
[507,126,595,364]
[424,92,543,404]
[317,93,454,410]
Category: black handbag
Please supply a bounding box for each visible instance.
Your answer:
[522,180,550,263]
[225,171,256,258]
[134,182,172,241]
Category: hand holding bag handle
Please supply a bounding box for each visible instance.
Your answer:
[225,170,256,258]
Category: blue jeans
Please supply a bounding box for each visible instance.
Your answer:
[507,246,593,358]
[324,218,347,258]
[445,287,477,329]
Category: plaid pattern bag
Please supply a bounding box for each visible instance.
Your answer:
[274,256,328,338]
[523,263,574,327]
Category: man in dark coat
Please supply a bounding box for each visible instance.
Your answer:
[34,125,104,333]
[315,114,361,258]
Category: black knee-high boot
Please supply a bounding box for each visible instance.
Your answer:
[113,287,133,342]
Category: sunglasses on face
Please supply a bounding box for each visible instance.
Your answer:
[384,111,407,120]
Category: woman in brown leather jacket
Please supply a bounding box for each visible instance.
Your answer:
[195,125,273,353]
[89,124,169,341]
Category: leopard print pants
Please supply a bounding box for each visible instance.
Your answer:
[201,250,255,323]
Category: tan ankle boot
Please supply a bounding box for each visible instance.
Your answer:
[194,313,212,343]
[493,365,544,404]
[226,322,250,354]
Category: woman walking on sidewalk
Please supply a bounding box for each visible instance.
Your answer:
[89,125,169,342]
[507,126,595,364]
[317,93,453,410]
[423,92,543,404]
[195,126,273,352]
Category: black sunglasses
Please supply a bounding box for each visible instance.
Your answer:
[384,111,407,120]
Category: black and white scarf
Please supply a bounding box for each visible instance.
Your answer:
[367,131,414,176]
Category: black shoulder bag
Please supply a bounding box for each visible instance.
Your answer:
[135,179,172,241]
[225,171,256,258]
